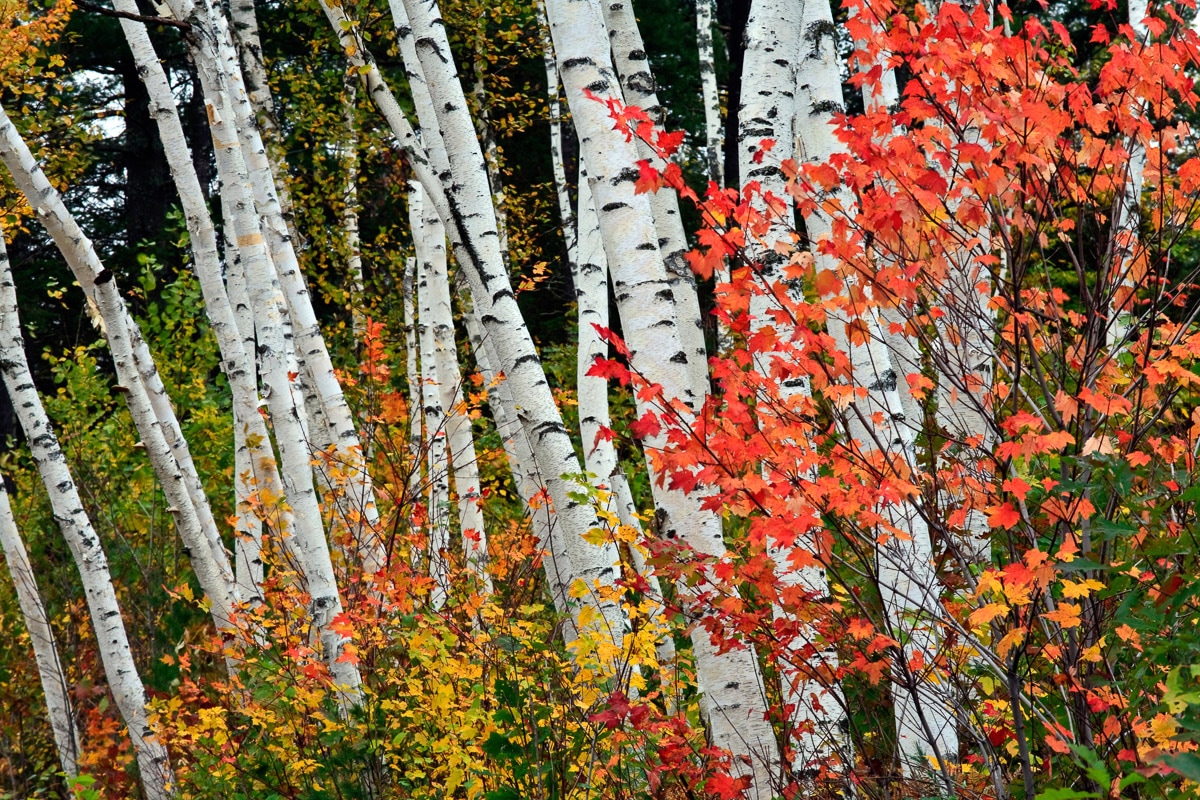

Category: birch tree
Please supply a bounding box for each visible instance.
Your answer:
[0,484,81,783]
[0,229,175,800]
[545,0,780,791]
[321,0,625,647]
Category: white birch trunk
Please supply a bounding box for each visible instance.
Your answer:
[403,256,425,567]
[575,170,674,668]
[0,484,82,780]
[791,0,957,777]
[343,73,366,340]
[0,105,241,649]
[547,1,779,791]
[697,0,724,186]
[0,235,175,800]
[411,182,453,610]
[462,302,573,625]
[1107,0,1148,348]
[421,203,492,593]
[471,49,508,262]
[536,1,578,270]
[596,0,710,400]
[115,2,292,606]
[188,42,363,701]
[227,0,300,243]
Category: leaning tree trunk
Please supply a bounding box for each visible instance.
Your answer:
[421,200,492,593]
[0,484,82,782]
[184,21,364,702]
[575,164,674,669]
[0,104,241,653]
[321,0,622,647]
[595,0,709,400]
[546,0,780,793]
[462,301,574,626]
[0,229,175,800]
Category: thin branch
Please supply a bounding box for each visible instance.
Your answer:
[76,0,192,31]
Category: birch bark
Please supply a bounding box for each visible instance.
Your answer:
[0,234,175,800]
[575,167,673,667]
[322,0,622,645]
[0,105,241,650]
[536,1,578,270]
[0,484,82,781]
[697,0,724,186]
[546,0,779,791]
[462,303,572,623]
[595,0,709,399]
[411,181,453,610]
[421,203,492,592]
[343,74,366,339]
[186,33,363,700]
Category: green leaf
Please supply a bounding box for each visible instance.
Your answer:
[1034,788,1100,800]
[1163,751,1200,782]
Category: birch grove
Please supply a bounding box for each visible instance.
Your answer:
[2,0,1195,796]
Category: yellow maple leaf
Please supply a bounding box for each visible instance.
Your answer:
[1043,603,1082,628]
[1061,578,1104,599]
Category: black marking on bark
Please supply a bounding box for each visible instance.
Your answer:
[811,99,844,116]
[867,369,897,392]
[585,80,610,93]
[514,353,541,368]
[636,243,656,251]
[669,351,688,364]
[95,268,114,285]
[601,202,628,212]
[612,167,639,184]
[562,57,595,70]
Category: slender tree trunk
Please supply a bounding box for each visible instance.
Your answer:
[595,0,709,400]
[411,181,453,610]
[422,210,492,593]
[115,0,292,607]
[0,484,82,782]
[547,1,780,792]
[0,104,241,651]
[575,166,674,668]
[176,0,382,567]
[462,302,573,626]
[0,232,175,800]
[536,1,578,270]
[343,73,366,339]
[697,0,724,186]
[227,0,300,243]
[403,255,425,571]
[187,31,363,701]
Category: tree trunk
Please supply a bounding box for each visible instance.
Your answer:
[0,484,82,782]
[186,32,364,702]
[0,229,176,800]
[411,181,453,610]
[547,0,780,792]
